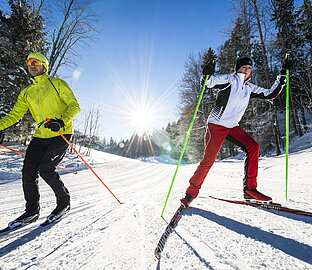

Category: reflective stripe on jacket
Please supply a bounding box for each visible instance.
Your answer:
[0,73,81,138]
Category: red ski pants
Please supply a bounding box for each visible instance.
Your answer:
[186,123,259,199]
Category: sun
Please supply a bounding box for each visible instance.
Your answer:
[94,39,177,141]
[129,103,157,135]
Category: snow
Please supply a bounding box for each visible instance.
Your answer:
[0,134,312,270]
[137,155,186,165]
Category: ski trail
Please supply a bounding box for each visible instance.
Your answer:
[0,201,97,245]
[1,140,311,269]
[81,202,142,269]
[21,207,114,269]
[179,222,251,270]
[274,213,312,247]
[159,213,238,270]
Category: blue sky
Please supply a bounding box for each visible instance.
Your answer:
[61,0,235,141]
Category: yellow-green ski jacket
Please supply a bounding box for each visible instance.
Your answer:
[0,73,81,138]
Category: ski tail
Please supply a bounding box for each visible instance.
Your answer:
[155,204,186,260]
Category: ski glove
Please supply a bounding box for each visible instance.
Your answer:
[44,119,65,132]
[202,59,215,76]
[281,55,292,75]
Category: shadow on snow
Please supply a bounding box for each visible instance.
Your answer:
[183,207,312,265]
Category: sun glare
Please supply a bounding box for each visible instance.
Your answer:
[93,40,177,148]
[76,28,177,157]
[129,104,157,135]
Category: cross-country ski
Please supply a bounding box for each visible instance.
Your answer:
[155,203,186,260]
[209,196,312,217]
[1,205,73,244]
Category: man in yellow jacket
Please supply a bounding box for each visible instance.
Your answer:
[0,52,81,227]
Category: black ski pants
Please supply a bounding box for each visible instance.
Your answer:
[22,135,71,214]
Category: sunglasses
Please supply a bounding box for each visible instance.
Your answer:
[27,59,45,66]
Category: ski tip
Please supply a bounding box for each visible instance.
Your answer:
[154,250,161,260]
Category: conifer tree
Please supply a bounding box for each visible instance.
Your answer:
[0,0,47,142]
[295,0,312,132]
[270,0,304,137]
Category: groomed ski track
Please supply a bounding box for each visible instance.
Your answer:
[0,137,312,270]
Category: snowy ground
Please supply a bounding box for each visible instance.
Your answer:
[0,133,312,270]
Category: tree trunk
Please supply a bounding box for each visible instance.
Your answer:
[299,106,308,133]
[290,105,303,137]
[275,110,284,149]
[289,83,303,137]
[251,0,271,88]
[271,110,281,155]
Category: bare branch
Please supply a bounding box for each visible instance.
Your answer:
[47,0,97,77]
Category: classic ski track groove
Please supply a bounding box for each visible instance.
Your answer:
[181,208,253,270]
[175,224,238,270]
[274,213,312,247]
[78,203,141,269]
[6,207,115,269]
[0,201,99,244]
[157,209,238,270]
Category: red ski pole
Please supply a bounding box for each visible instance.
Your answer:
[46,118,122,204]
[0,144,77,174]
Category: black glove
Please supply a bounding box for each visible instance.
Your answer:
[281,54,292,75]
[202,59,215,76]
[44,118,65,132]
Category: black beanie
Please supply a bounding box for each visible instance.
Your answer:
[235,57,252,72]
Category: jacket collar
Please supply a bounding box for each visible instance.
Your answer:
[235,72,251,84]
[30,73,49,84]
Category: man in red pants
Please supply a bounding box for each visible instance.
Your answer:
[181,56,291,207]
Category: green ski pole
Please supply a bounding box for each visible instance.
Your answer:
[285,53,290,200]
[160,70,212,217]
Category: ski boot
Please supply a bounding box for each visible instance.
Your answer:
[45,204,70,224]
[8,212,39,229]
[244,188,272,203]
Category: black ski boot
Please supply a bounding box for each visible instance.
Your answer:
[46,204,70,223]
[8,212,39,229]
